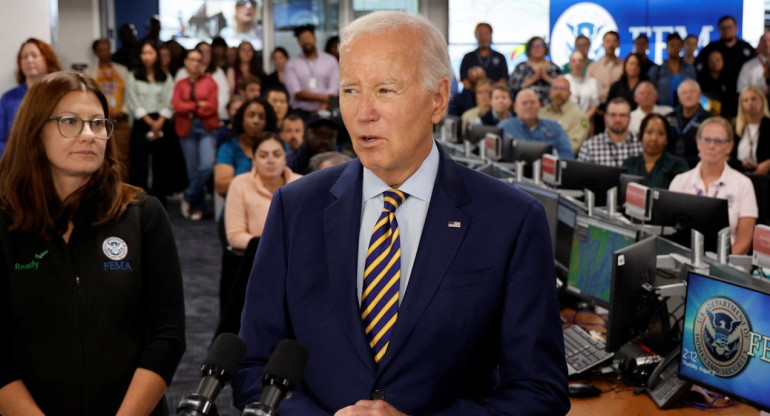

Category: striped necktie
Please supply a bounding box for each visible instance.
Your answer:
[361,189,409,364]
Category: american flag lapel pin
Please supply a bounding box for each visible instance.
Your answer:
[448,220,461,228]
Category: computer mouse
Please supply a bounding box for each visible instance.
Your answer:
[568,383,602,398]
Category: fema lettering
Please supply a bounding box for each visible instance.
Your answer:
[104,261,132,271]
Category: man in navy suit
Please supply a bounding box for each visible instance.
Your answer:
[234,11,569,416]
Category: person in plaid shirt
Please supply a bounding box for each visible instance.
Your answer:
[577,97,641,166]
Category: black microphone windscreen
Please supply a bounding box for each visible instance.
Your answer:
[263,339,309,389]
[206,333,247,377]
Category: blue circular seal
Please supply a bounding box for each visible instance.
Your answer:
[102,236,128,261]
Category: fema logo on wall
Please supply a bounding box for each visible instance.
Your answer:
[693,297,751,378]
[550,2,618,66]
[102,236,128,261]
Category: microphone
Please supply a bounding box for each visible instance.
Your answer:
[178,333,247,415]
[242,339,310,416]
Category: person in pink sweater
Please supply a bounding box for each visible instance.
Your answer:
[225,132,302,250]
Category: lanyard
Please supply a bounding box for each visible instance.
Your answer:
[475,49,492,69]
[676,110,700,136]
[695,181,724,198]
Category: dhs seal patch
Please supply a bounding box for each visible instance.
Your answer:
[102,237,128,261]
[550,2,618,66]
[693,296,751,377]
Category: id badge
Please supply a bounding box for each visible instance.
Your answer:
[308,77,318,89]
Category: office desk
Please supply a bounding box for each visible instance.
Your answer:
[568,381,760,415]
[562,309,762,415]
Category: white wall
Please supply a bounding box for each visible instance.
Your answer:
[57,0,102,72]
[0,0,53,92]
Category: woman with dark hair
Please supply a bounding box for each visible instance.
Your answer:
[325,35,340,60]
[211,36,229,71]
[623,113,689,188]
[0,71,185,415]
[226,132,300,250]
[0,38,61,153]
[175,41,231,122]
[607,53,646,110]
[265,88,289,128]
[263,47,289,92]
[216,132,301,336]
[126,40,186,204]
[227,41,265,97]
[697,49,729,116]
[508,36,562,104]
[214,97,276,198]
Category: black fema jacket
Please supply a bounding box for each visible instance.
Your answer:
[0,192,185,416]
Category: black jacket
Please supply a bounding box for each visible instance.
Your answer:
[0,193,185,415]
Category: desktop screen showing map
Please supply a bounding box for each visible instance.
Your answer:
[566,216,636,305]
[679,272,770,412]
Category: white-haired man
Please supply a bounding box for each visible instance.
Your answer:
[665,79,712,167]
[234,10,569,416]
[629,81,672,136]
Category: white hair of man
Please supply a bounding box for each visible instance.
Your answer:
[677,78,701,96]
[339,10,453,93]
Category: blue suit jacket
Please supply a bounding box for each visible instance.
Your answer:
[234,144,570,415]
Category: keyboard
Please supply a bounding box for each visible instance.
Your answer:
[563,324,614,376]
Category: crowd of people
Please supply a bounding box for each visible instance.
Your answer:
[0,8,767,416]
[454,14,768,255]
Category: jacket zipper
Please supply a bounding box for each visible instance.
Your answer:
[75,275,90,415]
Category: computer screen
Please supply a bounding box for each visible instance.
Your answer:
[554,196,584,277]
[605,236,676,354]
[618,173,645,206]
[649,189,729,253]
[558,160,627,207]
[465,124,503,145]
[505,140,552,164]
[679,271,770,412]
[513,181,559,252]
[566,214,637,308]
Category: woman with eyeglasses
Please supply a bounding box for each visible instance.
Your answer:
[0,72,185,415]
[508,36,562,104]
[669,117,758,254]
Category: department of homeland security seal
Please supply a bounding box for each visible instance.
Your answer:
[693,296,751,377]
[102,237,128,261]
[550,2,618,66]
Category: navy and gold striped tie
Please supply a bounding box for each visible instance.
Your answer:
[361,189,409,364]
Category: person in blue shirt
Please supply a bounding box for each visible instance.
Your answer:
[499,88,575,159]
[0,39,61,155]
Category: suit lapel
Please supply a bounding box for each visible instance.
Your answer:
[323,160,376,373]
[378,146,472,371]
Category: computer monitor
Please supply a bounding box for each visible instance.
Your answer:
[618,173,645,206]
[679,271,770,412]
[437,115,462,143]
[605,236,676,354]
[554,196,585,277]
[513,181,559,252]
[503,139,553,164]
[465,124,503,145]
[565,214,637,308]
[649,189,729,253]
[558,160,627,207]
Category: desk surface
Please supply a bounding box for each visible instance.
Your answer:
[567,376,760,415]
[561,309,762,415]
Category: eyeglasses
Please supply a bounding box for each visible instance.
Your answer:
[698,136,731,146]
[47,116,114,140]
[606,112,630,118]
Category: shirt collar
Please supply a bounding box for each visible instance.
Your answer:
[362,140,439,203]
